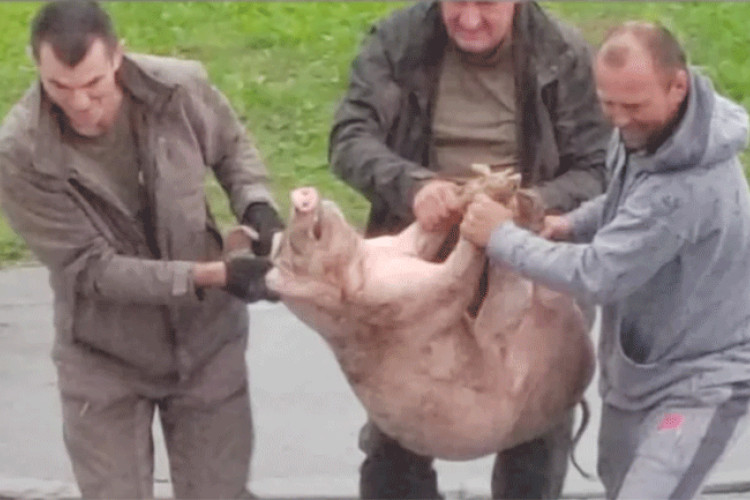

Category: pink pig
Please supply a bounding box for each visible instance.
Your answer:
[250,171,594,460]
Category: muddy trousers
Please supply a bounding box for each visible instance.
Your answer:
[358,411,574,499]
[598,392,750,499]
[55,341,253,499]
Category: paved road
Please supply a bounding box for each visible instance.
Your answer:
[1,266,749,498]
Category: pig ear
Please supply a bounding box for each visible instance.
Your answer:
[513,189,545,232]
[470,163,492,176]
[507,172,522,189]
[224,225,258,256]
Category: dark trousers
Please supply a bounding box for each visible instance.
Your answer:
[358,411,574,499]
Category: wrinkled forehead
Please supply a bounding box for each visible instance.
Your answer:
[595,36,669,97]
[38,38,116,85]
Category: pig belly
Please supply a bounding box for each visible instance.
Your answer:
[353,354,587,460]
[339,278,593,460]
[273,214,593,460]
[369,388,520,460]
[350,339,537,460]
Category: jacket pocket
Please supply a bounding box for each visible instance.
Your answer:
[71,296,176,376]
[604,327,693,406]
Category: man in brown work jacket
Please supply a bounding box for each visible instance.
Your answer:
[0,0,281,497]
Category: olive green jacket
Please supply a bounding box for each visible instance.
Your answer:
[330,1,610,236]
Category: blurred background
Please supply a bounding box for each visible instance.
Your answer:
[0,1,748,266]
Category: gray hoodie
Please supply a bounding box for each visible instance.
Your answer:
[486,70,750,410]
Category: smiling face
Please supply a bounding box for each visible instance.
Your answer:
[594,33,688,151]
[440,1,515,55]
[38,37,123,137]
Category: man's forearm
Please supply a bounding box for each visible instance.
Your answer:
[567,194,607,243]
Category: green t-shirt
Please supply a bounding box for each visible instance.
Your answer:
[430,41,519,177]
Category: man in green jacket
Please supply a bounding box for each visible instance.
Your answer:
[330,1,610,498]
[0,1,281,497]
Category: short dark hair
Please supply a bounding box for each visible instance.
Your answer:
[30,0,118,67]
[599,21,687,80]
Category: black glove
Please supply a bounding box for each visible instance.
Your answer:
[241,203,285,257]
[225,254,279,302]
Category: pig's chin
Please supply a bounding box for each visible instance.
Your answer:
[288,203,342,254]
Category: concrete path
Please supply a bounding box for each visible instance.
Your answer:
[1,266,749,499]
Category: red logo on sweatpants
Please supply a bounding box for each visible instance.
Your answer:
[658,413,684,431]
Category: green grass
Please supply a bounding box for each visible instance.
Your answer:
[0,2,749,265]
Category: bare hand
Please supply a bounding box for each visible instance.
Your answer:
[540,215,572,241]
[413,179,462,232]
[460,194,513,247]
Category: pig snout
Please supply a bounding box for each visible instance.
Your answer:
[289,187,324,241]
[291,187,320,214]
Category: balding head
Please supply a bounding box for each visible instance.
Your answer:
[598,22,687,87]
[594,22,689,152]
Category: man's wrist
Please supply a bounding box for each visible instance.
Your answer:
[192,261,227,288]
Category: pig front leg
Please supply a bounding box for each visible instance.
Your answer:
[346,237,484,329]
[473,264,532,342]
[392,222,453,261]
[418,237,486,315]
[441,237,486,283]
[367,222,452,262]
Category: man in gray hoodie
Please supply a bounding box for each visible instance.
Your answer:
[461,22,750,499]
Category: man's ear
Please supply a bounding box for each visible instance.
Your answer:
[111,40,125,71]
[667,68,689,110]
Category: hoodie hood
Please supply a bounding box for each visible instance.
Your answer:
[628,69,749,174]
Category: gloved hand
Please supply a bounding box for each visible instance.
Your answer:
[225,254,279,302]
[241,203,285,256]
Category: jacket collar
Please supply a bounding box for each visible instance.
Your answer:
[512,2,572,86]
[116,54,177,110]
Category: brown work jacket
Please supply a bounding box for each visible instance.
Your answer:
[0,54,275,379]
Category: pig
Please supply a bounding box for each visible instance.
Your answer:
[248,169,595,460]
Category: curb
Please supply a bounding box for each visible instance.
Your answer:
[3,475,750,500]
[0,476,78,499]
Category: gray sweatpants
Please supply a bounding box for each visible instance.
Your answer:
[597,392,750,499]
[56,339,253,499]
